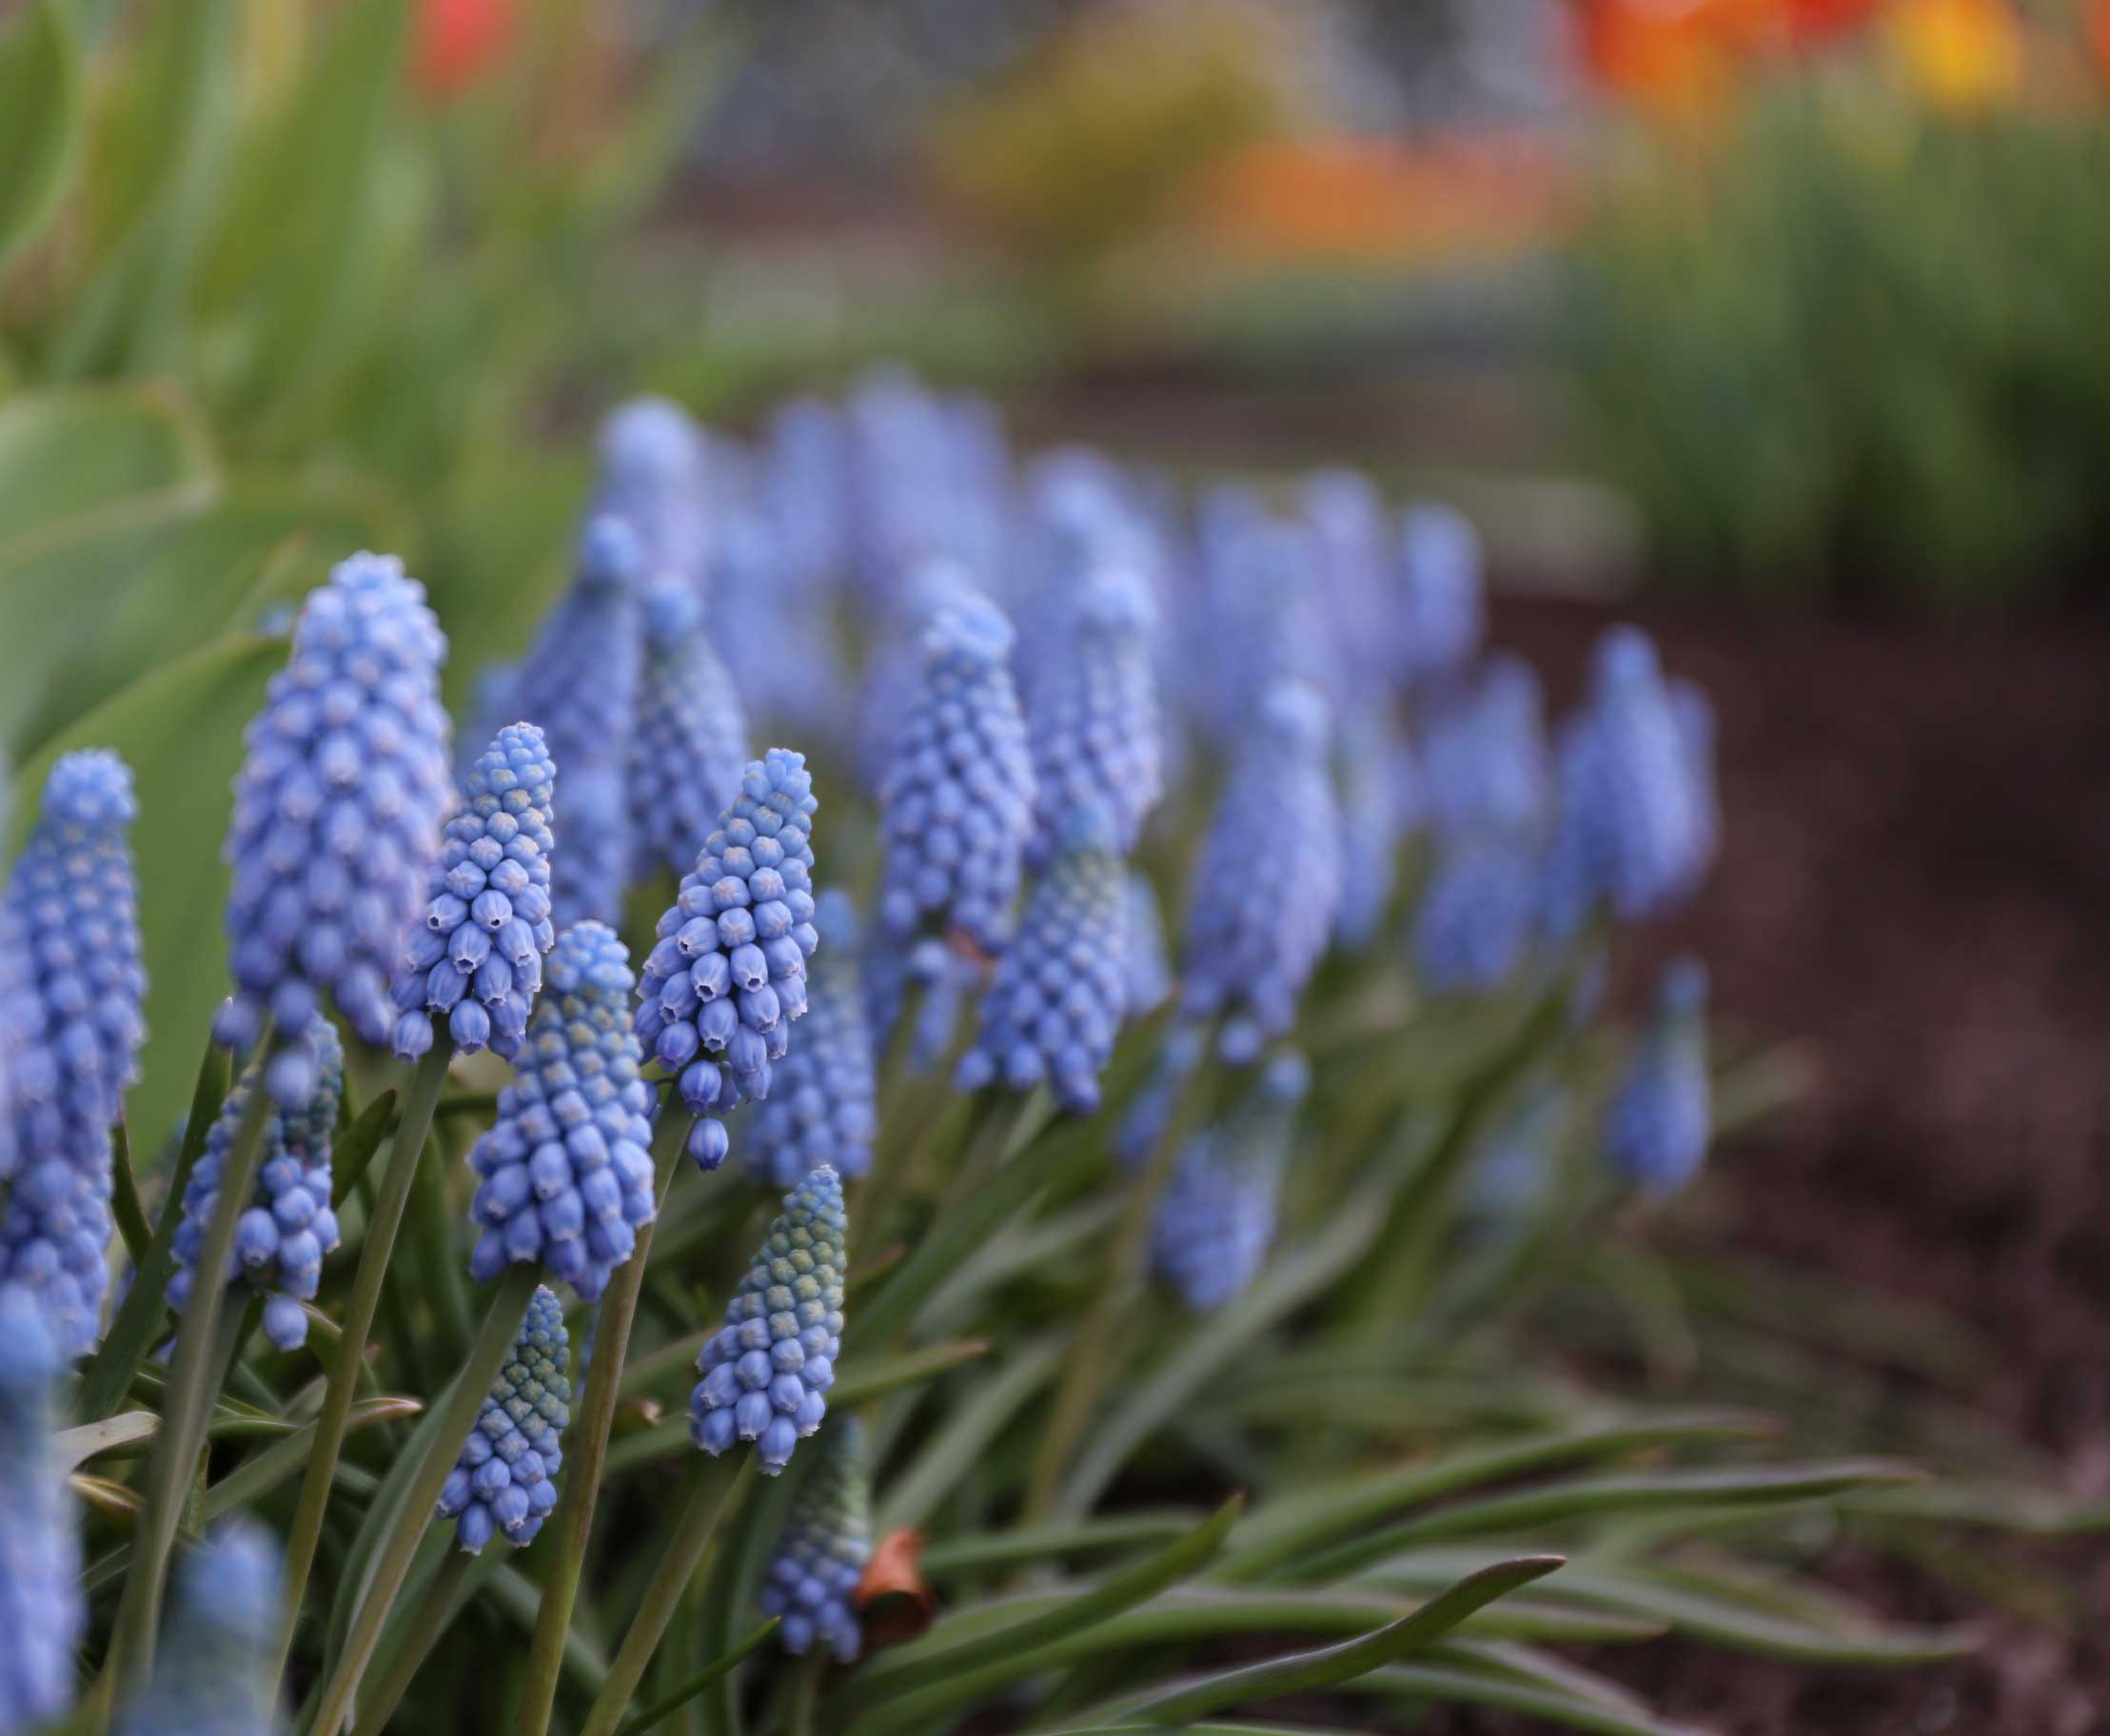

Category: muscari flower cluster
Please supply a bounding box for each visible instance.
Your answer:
[741,892,875,1192]
[636,750,821,1172]
[169,1021,344,1352]
[467,923,658,1302]
[116,1521,282,1736]
[215,553,451,1108]
[437,1285,571,1553]
[1413,831,1541,996]
[392,723,558,1063]
[1420,654,1551,845]
[0,1286,83,1731]
[758,1414,872,1663]
[1179,681,1341,1065]
[876,592,1035,957]
[1396,501,1485,689]
[0,751,148,1355]
[955,801,1129,1115]
[1335,719,1410,951]
[593,396,712,599]
[626,584,750,880]
[1605,957,1711,1196]
[690,1164,846,1475]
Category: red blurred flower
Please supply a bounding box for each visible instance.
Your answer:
[413,0,513,101]
[2091,0,2110,89]
[1783,0,1885,48]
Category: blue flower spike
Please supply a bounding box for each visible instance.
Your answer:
[625,584,750,880]
[594,396,711,601]
[1396,502,1485,690]
[758,1414,872,1662]
[391,722,558,1063]
[634,749,821,1172]
[214,553,451,1107]
[690,1164,847,1475]
[437,1285,571,1553]
[741,892,876,1192]
[1606,957,1711,1196]
[0,1286,83,1730]
[1413,833,1540,997]
[466,922,658,1303]
[117,1521,283,1736]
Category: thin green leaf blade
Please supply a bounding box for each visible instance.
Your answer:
[0,0,81,268]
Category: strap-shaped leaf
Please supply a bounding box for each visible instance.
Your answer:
[0,0,80,269]
[54,1410,158,1471]
[881,1335,1066,1534]
[1351,1659,1709,1736]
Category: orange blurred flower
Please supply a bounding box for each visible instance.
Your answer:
[1888,0,2024,112]
[1783,0,1885,48]
[2090,0,2110,89]
[1575,0,1764,119]
[413,0,514,101]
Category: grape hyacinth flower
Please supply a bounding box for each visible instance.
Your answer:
[116,1522,282,1736]
[391,723,558,1063]
[1179,681,1342,1065]
[436,1285,571,1553]
[690,1164,847,1475]
[1396,502,1485,689]
[758,1415,872,1662]
[0,1287,83,1730]
[467,923,658,1302]
[1201,518,1331,746]
[1303,467,1393,705]
[215,553,451,1107]
[518,516,646,932]
[0,751,148,1353]
[876,592,1035,957]
[1151,1050,1310,1311]
[741,892,875,1192]
[1420,654,1552,846]
[854,558,979,796]
[168,1022,345,1351]
[593,397,711,600]
[1606,957,1710,1196]
[1335,719,1407,951]
[626,584,750,879]
[1414,832,1539,996]
[0,763,16,1185]
[1122,871,1173,1017]
[636,750,820,1172]
[955,802,1128,1116]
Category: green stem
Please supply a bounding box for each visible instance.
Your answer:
[786,1656,822,1736]
[305,1265,542,1736]
[104,1040,276,1704]
[411,1115,472,1367]
[348,1544,483,1736]
[272,1043,453,1685]
[516,1112,694,1736]
[577,1456,757,1736]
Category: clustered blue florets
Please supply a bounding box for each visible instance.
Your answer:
[955,801,1129,1115]
[636,750,821,1172]
[757,1414,871,1662]
[1420,655,1551,846]
[169,1020,344,1351]
[467,923,658,1302]
[1395,502,1485,689]
[1178,681,1341,1064]
[740,892,875,1192]
[690,1164,846,1476]
[0,1286,83,1730]
[215,553,451,1107]
[392,723,558,1063]
[437,1285,571,1553]
[626,585,749,881]
[594,396,712,600]
[1335,720,1410,950]
[116,1521,282,1736]
[1413,832,1541,996]
[0,751,148,1354]
[876,592,1035,957]
[1605,957,1710,1196]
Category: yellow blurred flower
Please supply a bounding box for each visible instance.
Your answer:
[1888,0,2023,112]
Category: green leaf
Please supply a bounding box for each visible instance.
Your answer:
[328,1089,402,1210]
[108,1119,152,1266]
[0,0,82,269]
[53,1410,157,1471]
[879,1335,1066,1533]
[919,1511,1213,1577]
[611,1620,779,1736]
[1353,1661,1706,1736]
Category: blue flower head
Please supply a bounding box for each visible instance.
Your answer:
[521,515,647,932]
[1199,518,1332,749]
[741,892,875,1192]
[636,750,821,1172]
[1421,654,1551,846]
[1335,719,1407,951]
[855,558,981,795]
[712,505,848,747]
[467,922,658,1303]
[214,553,451,1106]
[1414,831,1539,996]
[762,397,851,592]
[1396,502,1485,689]
[877,592,1035,957]
[118,1521,283,1736]
[1303,468,1392,705]
[392,723,558,1063]
[1606,957,1710,1195]
[758,1414,872,1662]
[595,396,711,601]
[626,584,751,880]
[169,1020,345,1351]
[1122,871,1173,1017]
[955,801,1128,1116]
[690,1164,847,1476]
[437,1285,571,1553]
[1179,681,1341,1064]
[0,1286,83,1730]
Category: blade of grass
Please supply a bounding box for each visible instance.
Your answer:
[879,1335,1065,1533]
[612,1620,779,1736]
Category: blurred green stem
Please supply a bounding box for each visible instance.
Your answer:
[272,1044,452,1687]
[516,1110,695,1736]
[349,1545,485,1736]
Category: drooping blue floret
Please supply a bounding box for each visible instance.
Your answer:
[876,593,1035,956]
[1335,719,1408,951]
[467,923,658,1303]
[758,1414,871,1662]
[117,1521,282,1736]
[1413,832,1540,996]
[740,893,874,1192]
[1396,502,1485,689]
[1178,681,1341,1065]
[636,751,821,1171]
[391,723,558,1063]
[517,516,647,932]
[626,585,750,880]
[436,1285,571,1553]
[690,1165,847,1475]
[214,553,451,1106]
[1150,1050,1310,1311]
[594,397,712,601]
[955,802,1128,1115]
[0,1287,83,1730]
[1122,871,1173,1017]
[0,751,148,1353]
[169,1022,344,1352]
[1606,957,1710,1195]
[1420,654,1552,846]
